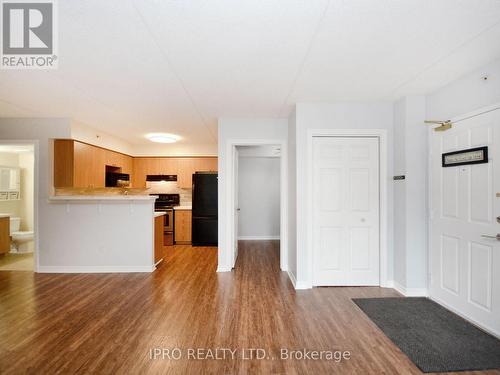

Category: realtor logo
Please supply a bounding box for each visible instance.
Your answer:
[1,0,57,69]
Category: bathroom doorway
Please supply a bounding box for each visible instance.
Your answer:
[0,143,36,272]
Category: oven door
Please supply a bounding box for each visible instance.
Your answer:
[163,209,174,246]
[165,209,174,232]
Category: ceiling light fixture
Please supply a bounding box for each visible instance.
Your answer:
[146,133,181,143]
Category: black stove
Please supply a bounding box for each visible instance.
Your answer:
[151,194,180,211]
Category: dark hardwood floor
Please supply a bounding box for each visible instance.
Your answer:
[0,241,498,374]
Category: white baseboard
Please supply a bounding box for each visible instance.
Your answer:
[384,280,395,288]
[37,265,155,273]
[392,281,428,297]
[287,271,312,290]
[238,236,280,240]
[216,266,232,272]
[287,270,297,288]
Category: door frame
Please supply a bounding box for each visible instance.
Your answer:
[224,139,288,271]
[307,129,389,287]
[0,139,39,272]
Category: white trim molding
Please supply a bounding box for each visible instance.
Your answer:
[238,236,280,241]
[220,139,288,273]
[306,129,389,288]
[0,139,39,273]
[392,281,428,297]
[287,271,310,290]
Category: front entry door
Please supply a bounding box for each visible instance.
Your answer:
[312,136,380,286]
[430,109,500,336]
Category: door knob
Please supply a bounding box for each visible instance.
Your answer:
[481,234,500,241]
[496,216,500,224]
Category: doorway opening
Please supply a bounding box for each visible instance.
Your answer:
[226,141,288,271]
[234,145,281,268]
[0,142,36,272]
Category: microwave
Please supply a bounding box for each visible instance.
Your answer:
[105,172,130,188]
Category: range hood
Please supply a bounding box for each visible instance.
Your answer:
[146,175,177,182]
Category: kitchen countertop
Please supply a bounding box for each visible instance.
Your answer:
[154,212,166,218]
[174,205,192,210]
[49,195,157,202]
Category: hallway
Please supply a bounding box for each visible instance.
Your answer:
[1,242,495,374]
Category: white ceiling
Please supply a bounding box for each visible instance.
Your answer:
[1,0,500,150]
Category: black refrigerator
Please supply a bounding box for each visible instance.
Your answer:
[192,172,218,246]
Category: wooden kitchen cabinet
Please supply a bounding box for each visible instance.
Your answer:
[154,214,166,265]
[174,209,192,244]
[0,217,10,254]
[176,158,195,189]
[73,141,105,188]
[133,157,216,188]
[177,157,218,189]
[54,140,133,188]
[132,158,179,188]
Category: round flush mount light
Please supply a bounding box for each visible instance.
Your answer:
[146,133,181,144]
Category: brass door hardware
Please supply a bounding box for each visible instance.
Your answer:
[425,120,452,132]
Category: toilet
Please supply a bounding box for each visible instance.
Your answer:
[9,217,34,253]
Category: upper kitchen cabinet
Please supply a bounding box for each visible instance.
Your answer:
[132,158,178,188]
[105,149,133,175]
[133,157,217,189]
[177,158,218,189]
[54,140,133,188]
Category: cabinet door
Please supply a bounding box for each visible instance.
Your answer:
[92,147,106,187]
[174,210,192,243]
[74,142,105,188]
[193,158,217,173]
[158,158,178,175]
[132,158,147,188]
[53,139,75,188]
[0,217,10,254]
[105,150,133,175]
[177,159,194,189]
[73,142,94,187]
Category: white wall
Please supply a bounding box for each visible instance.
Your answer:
[41,198,155,272]
[0,118,72,270]
[18,152,34,232]
[293,102,394,288]
[71,121,134,155]
[393,96,428,292]
[72,121,217,157]
[217,118,288,271]
[427,58,500,120]
[237,155,280,239]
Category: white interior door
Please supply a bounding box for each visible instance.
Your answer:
[312,137,380,286]
[233,147,239,268]
[430,109,500,336]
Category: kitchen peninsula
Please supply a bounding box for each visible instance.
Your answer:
[46,194,160,273]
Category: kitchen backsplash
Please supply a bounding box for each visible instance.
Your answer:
[146,181,192,206]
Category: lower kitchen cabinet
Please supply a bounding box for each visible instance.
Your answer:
[174,210,192,244]
[0,217,10,254]
[154,214,166,265]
